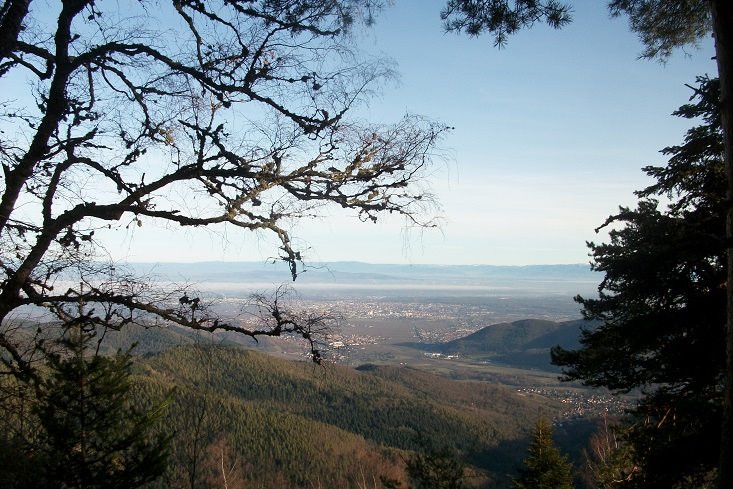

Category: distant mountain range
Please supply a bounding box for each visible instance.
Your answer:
[123,261,600,297]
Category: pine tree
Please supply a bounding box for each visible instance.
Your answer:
[552,77,724,488]
[513,418,574,489]
[440,4,733,484]
[0,321,171,489]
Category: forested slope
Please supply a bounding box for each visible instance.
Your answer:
[133,344,563,488]
[407,319,589,371]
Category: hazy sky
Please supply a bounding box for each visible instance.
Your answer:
[109,1,718,266]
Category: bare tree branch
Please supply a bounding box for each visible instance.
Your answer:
[0,0,446,378]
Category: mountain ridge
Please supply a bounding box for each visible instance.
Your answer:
[119,261,599,296]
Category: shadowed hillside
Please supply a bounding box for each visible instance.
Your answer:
[404,319,591,371]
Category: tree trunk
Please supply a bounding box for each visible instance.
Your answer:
[0,0,30,62]
[713,0,733,487]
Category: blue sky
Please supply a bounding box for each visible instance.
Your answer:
[111,1,718,266]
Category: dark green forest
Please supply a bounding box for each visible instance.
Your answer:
[0,330,571,489]
[138,344,564,488]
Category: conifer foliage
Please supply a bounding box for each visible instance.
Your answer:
[552,77,724,487]
[512,417,574,489]
[438,3,733,484]
[0,322,171,489]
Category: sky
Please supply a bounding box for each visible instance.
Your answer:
[107,0,718,266]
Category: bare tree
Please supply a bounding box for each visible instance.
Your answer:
[0,0,446,381]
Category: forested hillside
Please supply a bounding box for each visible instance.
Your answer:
[133,344,564,488]
[407,319,588,371]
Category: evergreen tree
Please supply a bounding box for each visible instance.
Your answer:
[552,77,724,488]
[512,418,574,489]
[439,3,733,485]
[0,321,171,489]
